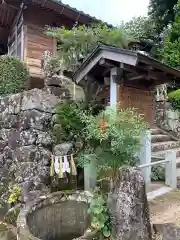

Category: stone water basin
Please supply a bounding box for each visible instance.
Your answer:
[17,191,93,240]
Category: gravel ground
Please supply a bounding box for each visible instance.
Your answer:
[149,189,180,226]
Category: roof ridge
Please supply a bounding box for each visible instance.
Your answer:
[50,0,113,27]
[51,0,98,21]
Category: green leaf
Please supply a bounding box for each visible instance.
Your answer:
[90,205,104,214]
[91,215,105,229]
[91,216,101,230]
[98,221,105,229]
[98,213,107,225]
[102,228,111,238]
[90,197,105,207]
[87,208,92,214]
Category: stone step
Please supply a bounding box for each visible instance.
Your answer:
[151,128,162,135]
[152,153,180,170]
[147,186,173,201]
[151,134,171,143]
[152,141,180,152]
[152,147,180,159]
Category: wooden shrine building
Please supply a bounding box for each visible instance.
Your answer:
[0,0,96,88]
[73,44,180,126]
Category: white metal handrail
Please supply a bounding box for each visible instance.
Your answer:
[139,130,177,189]
[138,159,169,169]
[139,151,177,189]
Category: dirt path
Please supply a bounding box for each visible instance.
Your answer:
[149,190,180,226]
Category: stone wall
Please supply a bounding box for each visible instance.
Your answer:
[155,100,180,138]
[0,89,61,196]
[44,74,85,102]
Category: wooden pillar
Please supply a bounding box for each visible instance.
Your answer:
[84,67,118,191]
[110,67,118,106]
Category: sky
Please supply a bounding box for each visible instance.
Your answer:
[62,0,150,25]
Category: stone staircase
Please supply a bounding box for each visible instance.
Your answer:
[151,127,180,175]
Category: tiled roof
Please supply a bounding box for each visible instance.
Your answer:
[51,0,99,21]
[50,0,112,26]
[73,43,180,81]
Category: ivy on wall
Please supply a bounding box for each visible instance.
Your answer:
[0,55,29,96]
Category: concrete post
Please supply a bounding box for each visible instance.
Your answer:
[165,151,177,189]
[139,130,151,184]
[84,161,97,191]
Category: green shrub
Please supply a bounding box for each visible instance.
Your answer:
[4,206,20,226]
[168,89,180,110]
[88,188,112,238]
[52,102,85,143]
[0,55,29,96]
[52,104,147,182]
[78,106,148,179]
[151,165,165,181]
[52,102,105,144]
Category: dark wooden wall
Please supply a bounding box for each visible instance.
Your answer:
[24,25,56,79]
[23,5,75,86]
[117,86,154,126]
